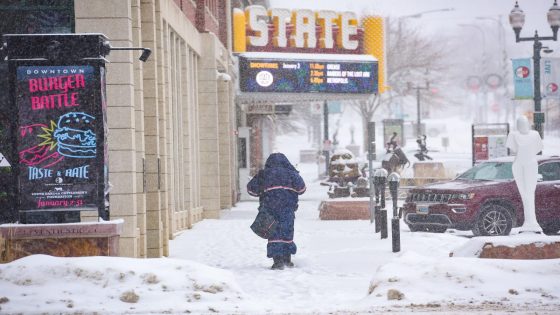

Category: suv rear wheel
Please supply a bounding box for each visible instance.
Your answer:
[472,203,513,236]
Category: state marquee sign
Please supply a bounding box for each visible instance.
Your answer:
[239,54,378,94]
[234,6,384,95]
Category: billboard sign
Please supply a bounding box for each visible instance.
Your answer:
[16,65,103,211]
[512,58,533,100]
[383,119,405,149]
[542,57,560,99]
[472,123,510,165]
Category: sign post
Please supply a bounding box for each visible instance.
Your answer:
[471,123,510,165]
[3,34,150,224]
[3,34,110,223]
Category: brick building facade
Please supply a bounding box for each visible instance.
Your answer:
[0,0,238,258]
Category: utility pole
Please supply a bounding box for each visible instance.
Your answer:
[323,100,330,175]
[477,15,510,123]
[408,82,430,137]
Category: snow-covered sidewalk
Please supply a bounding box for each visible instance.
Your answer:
[167,164,560,314]
[1,163,559,314]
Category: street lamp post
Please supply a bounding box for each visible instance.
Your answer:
[408,82,430,137]
[459,23,488,123]
[477,16,509,122]
[509,0,560,139]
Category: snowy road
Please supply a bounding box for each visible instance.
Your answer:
[169,163,560,314]
[1,130,560,314]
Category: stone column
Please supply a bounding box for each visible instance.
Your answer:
[75,0,139,257]
[218,79,233,209]
[198,34,221,219]
[132,0,147,258]
[141,0,163,258]
[155,6,170,257]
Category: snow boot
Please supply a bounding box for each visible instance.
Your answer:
[283,255,294,268]
[271,257,285,270]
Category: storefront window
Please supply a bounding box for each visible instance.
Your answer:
[0,0,74,35]
[0,0,74,223]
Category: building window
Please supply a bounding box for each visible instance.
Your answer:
[0,0,74,35]
[204,0,218,19]
[0,0,74,223]
[238,138,247,169]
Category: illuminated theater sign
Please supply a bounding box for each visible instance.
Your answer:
[236,6,363,54]
[239,53,377,94]
[233,6,384,95]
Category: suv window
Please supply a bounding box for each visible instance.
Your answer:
[458,162,513,181]
[538,162,560,181]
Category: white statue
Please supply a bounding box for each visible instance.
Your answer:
[506,116,543,233]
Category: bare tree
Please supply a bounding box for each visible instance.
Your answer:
[352,18,453,150]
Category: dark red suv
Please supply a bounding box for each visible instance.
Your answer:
[403,156,560,236]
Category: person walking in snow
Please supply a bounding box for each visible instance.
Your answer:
[247,153,306,270]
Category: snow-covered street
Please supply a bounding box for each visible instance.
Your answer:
[2,155,559,314]
[167,161,560,314]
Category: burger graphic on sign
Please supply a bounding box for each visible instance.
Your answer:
[53,112,96,158]
[515,66,530,79]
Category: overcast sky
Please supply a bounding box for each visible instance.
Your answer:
[267,0,558,57]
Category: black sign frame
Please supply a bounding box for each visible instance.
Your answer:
[10,61,108,221]
[5,34,109,222]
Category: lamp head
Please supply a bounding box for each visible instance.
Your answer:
[374,168,388,185]
[548,1,560,27]
[374,168,388,179]
[216,70,232,81]
[509,1,525,30]
[388,172,401,183]
[388,172,400,194]
[139,48,151,62]
[542,46,554,54]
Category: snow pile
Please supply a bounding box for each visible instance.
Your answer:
[1,119,560,314]
[0,255,253,314]
[452,234,560,257]
[365,250,560,308]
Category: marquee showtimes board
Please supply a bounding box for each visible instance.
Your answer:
[239,56,378,94]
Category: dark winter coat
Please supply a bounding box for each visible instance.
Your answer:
[247,153,306,258]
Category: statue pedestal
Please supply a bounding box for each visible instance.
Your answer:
[0,220,123,263]
[319,199,370,220]
[450,234,560,259]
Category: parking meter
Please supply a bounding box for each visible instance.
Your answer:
[373,168,387,233]
[367,122,375,224]
[1,33,149,224]
[388,172,401,252]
